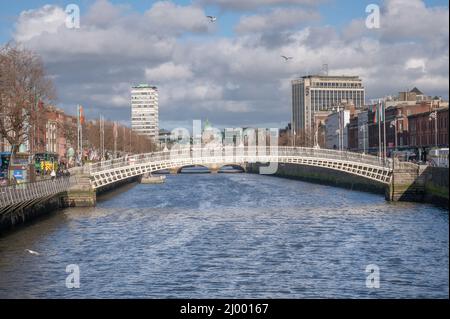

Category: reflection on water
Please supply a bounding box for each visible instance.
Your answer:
[0,174,448,298]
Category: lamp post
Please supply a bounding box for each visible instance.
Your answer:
[390,119,398,152]
[429,111,438,148]
[335,129,341,151]
[292,130,296,147]
[359,124,367,154]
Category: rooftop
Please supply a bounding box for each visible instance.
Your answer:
[132,84,158,89]
[302,75,361,80]
[410,87,424,95]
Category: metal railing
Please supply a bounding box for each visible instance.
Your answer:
[88,146,392,174]
[0,177,73,208]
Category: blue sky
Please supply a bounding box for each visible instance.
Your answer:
[1,0,448,42]
[0,0,448,129]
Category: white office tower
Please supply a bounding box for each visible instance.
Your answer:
[131,84,159,139]
[292,75,365,135]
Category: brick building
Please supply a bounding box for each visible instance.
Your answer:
[409,107,449,148]
[347,116,359,151]
[1,105,77,160]
[367,101,438,154]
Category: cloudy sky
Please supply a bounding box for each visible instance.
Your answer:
[0,0,448,129]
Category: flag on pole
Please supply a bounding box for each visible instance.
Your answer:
[113,121,118,139]
[79,105,85,124]
[374,101,385,123]
[373,104,378,123]
[380,100,385,122]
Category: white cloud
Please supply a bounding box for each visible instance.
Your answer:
[165,82,223,103]
[405,58,426,72]
[145,1,210,34]
[145,62,193,82]
[235,8,320,33]
[14,5,66,42]
[199,0,322,11]
[9,0,449,129]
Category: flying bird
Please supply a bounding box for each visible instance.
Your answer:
[281,55,293,62]
[206,16,217,23]
[25,249,40,256]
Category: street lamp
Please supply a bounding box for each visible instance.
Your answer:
[359,124,367,154]
[335,129,341,151]
[292,130,296,147]
[429,111,438,149]
[390,119,398,152]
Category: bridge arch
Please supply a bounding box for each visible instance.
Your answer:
[88,147,392,189]
[218,164,246,173]
[178,165,210,174]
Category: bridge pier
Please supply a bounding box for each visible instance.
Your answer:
[208,164,220,174]
[61,174,96,207]
[386,162,426,202]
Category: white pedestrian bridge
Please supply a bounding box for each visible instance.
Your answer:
[88,146,393,189]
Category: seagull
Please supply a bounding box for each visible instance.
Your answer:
[206,16,217,23]
[281,55,293,62]
[25,249,40,256]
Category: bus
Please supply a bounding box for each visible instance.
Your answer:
[428,148,449,168]
[34,152,59,174]
[0,152,11,178]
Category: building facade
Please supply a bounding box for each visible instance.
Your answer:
[367,100,437,154]
[131,84,159,139]
[325,109,351,150]
[292,75,365,137]
[409,107,449,148]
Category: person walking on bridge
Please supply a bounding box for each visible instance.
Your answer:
[50,169,56,181]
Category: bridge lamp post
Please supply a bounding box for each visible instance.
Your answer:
[359,124,367,154]
[335,129,341,151]
[390,120,397,153]
[429,111,438,149]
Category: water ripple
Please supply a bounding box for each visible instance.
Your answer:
[0,174,448,298]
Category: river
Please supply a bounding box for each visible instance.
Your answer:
[0,173,448,298]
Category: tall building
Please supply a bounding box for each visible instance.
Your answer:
[131,84,159,139]
[292,75,365,136]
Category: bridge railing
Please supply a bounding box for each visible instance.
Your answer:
[0,177,73,209]
[88,146,391,174]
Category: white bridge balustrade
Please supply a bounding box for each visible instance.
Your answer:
[0,177,73,209]
[88,146,393,189]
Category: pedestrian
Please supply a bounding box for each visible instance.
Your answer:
[50,169,56,180]
[11,175,17,189]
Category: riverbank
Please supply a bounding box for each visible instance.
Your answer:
[0,194,62,235]
[423,166,449,209]
[0,176,140,234]
[247,162,386,194]
[247,163,448,209]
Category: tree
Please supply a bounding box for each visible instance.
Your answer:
[0,44,55,157]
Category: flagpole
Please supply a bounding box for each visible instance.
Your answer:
[378,100,382,161]
[114,122,117,159]
[383,100,387,162]
[77,105,80,162]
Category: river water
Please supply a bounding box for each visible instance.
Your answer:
[0,173,448,298]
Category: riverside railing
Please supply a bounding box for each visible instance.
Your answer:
[88,146,392,174]
[0,176,73,209]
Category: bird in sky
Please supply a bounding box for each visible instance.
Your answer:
[206,16,217,23]
[281,55,293,62]
[25,249,40,256]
